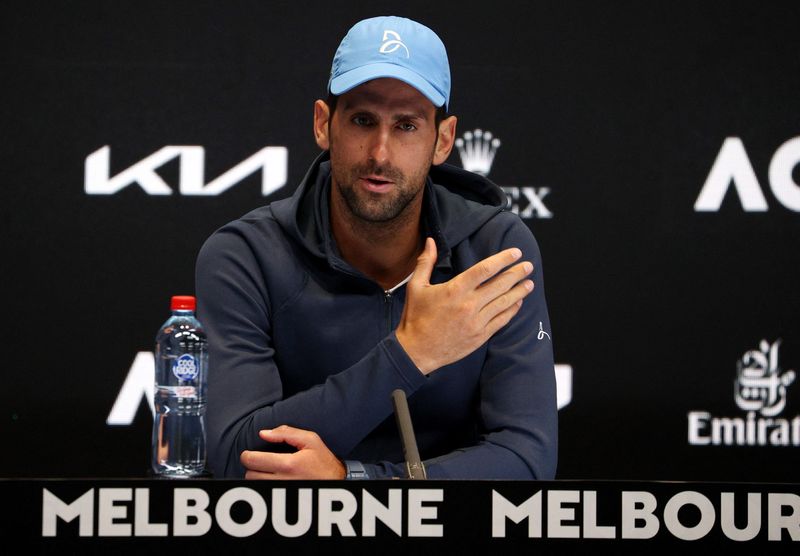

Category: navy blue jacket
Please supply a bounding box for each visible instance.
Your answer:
[195,152,558,479]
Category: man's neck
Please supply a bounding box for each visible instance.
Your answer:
[329,188,425,291]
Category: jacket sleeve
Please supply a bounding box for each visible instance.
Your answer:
[363,218,559,480]
[195,225,427,478]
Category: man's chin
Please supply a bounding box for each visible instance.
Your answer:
[350,206,402,223]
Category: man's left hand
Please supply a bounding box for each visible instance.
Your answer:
[240,425,346,480]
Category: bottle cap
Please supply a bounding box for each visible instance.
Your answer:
[170,295,196,311]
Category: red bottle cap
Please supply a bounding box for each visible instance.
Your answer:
[171,295,196,311]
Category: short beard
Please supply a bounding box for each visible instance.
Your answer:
[334,161,424,224]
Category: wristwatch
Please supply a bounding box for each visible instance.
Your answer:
[344,460,369,480]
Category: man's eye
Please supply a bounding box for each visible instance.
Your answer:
[352,115,373,126]
[397,122,417,132]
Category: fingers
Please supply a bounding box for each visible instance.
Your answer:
[260,425,319,450]
[241,454,306,480]
[244,427,316,476]
[409,237,437,287]
[458,248,523,290]
[476,260,534,300]
[241,449,290,476]
[484,298,525,337]
[242,426,345,480]
[479,277,534,325]
[244,469,277,480]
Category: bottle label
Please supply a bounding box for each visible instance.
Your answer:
[172,354,199,381]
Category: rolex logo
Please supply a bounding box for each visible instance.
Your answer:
[455,129,501,176]
[455,125,554,220]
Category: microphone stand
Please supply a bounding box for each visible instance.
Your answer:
[391,389,426,480]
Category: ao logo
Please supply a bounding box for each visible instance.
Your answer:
[106,354,574,425]
[84,146,288,196]
[694,136,800,212]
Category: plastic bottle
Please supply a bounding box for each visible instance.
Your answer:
[151,295,208,478]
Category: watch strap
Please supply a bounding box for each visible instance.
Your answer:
[344,460,369,480]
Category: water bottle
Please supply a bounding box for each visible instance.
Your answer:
[151,295,208,478]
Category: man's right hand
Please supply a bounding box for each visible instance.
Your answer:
[395,237,534,375]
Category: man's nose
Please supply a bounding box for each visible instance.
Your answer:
[367,128,391,164]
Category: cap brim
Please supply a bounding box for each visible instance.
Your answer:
[329,62,446,108]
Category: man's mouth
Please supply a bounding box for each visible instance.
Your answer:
[360,176,394,192]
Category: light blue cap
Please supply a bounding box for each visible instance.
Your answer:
[328,16,451,110]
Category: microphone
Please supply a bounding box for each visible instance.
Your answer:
[391,389,426,480]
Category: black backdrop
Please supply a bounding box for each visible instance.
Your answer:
[2,1,798,481]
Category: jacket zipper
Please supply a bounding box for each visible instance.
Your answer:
[383,290,393,334]
[382,273,412,335]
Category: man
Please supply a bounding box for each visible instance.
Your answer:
[196,15,557,480]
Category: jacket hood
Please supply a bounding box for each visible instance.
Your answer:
[271,151,508,263]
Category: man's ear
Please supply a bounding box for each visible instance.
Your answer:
[433,115,457,165]
[313,99,331,150]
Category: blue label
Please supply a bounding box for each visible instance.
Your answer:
[172,354,199,381]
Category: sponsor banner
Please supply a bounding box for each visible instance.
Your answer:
[695,137,800,212]
[2,479,797,552]
[688,339,799,447]
[454,128,555,219]
[84,145,289,196]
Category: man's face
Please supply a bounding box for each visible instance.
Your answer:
[318,78,442,223]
